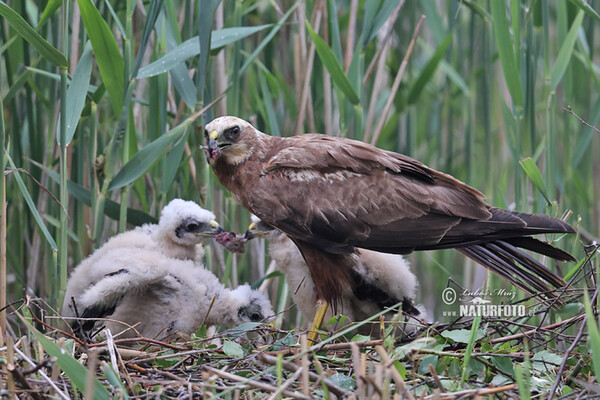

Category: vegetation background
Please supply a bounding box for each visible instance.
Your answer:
[0,0,599,398]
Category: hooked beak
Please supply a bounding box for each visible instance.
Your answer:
[195,219,225,238]
[244,221,274,240]
[206,130,223,160]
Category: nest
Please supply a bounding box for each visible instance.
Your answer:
[1,244,599,399]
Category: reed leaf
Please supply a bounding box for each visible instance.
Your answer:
[407,34,452,105]
[490,0,523,108]
[551,10,584,91]
[131,0,165,78]
[5,156,57,250]
[568,0,600,23]
[76,0,125,114]
[137,25,273,79]
[519,157,551,204]
[0,1,67,67]
[57,42,93,146]
[37,0,62,28]
[306,20,360,105]
[21,316,111,399]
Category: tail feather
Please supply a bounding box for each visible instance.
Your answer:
[458,240,567,305]
[503,237,575,262]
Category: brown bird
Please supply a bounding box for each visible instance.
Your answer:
[204,116,575,333]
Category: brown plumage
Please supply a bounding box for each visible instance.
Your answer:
[204,116,575,308]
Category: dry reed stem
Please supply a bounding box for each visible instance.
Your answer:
[375,345,416,400]
[1,176,6,343]
[320,3,334,136]
[423,384,518,399]
[203,365,312,399]
[489,313,585,344]
[294,9,321,136]
[363,0,405,143]
[549,284,600,400]
[6,334,16,398]
[300,333,310,397]
[266,338,383,357]
[85,350,98,400]
[12,346,70,400]
[259,353,353,398]
[344,0,358,73]
[370,14,426,145]
[266,367,304,400]
[214,2,228,116]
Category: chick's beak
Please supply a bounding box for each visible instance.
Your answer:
[244,221,271,240]
[195,219,224,238]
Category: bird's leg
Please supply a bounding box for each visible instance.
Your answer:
[308,301,329,344]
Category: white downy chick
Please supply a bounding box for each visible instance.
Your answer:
[62,199,223,317]
[64,247,273,339]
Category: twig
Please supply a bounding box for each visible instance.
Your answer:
[265,338,383,356]
[85,350,99,400]
[370,14,426,145]
[7,364,45,400]
[300,334,310,397]
[151,368,203,391]
[548,284,600,400]
[13,346,71,400]
[259,353,353,398]
[203,366,312,400]
[428,364,446,393]
[125,348,210,364]
[489,314,584,344]
[564,106,600,133]
[103,329,119,372]
[375,345,416,400]
[423,384,517,399]
[265,367,304,400]
[351,342,365,398]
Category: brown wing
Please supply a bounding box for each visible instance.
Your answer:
[249,134,493,254]
[245,133,573,305]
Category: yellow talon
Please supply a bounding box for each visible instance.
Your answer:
[308,301,329,344]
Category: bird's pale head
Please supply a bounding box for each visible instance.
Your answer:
[228,284,274,324]
[204,116,260,165]
[244,215,280,241]
[159,199,224,246]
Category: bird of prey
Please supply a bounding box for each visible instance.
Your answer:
[240,217,421,335]
[204,116,575,335]
[63,247,273,340]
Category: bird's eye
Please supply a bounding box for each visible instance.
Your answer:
[250,312,262,321]
[185,222,200,232]
[231,126,240,135]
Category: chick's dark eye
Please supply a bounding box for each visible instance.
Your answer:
[185,222,200,232]
[250,312,262,321]
[231,126,240,135]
